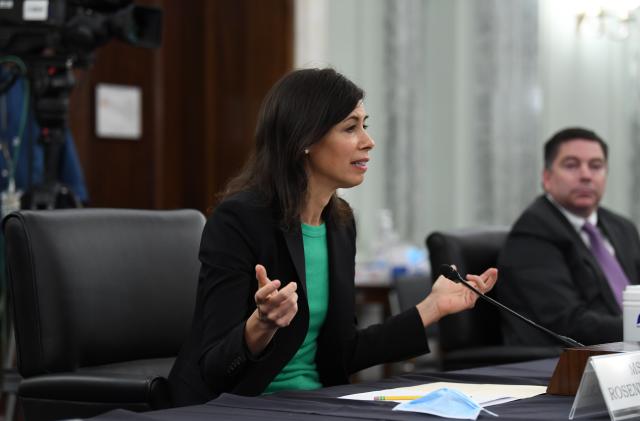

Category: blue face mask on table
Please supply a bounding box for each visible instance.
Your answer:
[392,387,499,420]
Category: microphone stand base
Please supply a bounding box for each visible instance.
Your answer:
[546,342,640,396]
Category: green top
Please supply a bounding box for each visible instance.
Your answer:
[264,222,329,393]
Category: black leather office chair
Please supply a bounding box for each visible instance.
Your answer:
[392,273,442,371]
[426,227,561,371]
[3,208,205,421]
[393,273,437,337]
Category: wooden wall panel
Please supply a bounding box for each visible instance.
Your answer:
[152,0,206,210]
[83,43,158,209]
[200,0,294,211]
[68,0,293,213]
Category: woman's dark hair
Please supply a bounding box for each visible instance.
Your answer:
[223,68,365,228]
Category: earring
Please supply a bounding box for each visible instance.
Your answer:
[304,149,309,155]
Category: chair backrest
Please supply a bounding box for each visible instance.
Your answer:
[393,274,431,313]
[426,227,509,353]
[4,208,205,378]
[393,273,438,339]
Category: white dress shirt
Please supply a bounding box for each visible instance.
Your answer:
[546,194,615,256]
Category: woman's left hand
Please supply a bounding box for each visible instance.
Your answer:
[416,267,498,327]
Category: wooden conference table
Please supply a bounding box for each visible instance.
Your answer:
[88,357,609,421]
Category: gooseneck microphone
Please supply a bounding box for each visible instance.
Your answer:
[439,264,584,348]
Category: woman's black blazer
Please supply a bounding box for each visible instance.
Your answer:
[168,191,428,406]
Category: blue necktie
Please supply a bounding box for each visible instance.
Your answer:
[582,222,629,308]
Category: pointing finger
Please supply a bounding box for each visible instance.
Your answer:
[255,264,271,288]
[263,282,297,306]
[255,279,280,303]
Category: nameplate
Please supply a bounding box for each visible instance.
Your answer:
[570,350,640,420]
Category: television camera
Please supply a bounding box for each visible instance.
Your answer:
[0,0,162,209]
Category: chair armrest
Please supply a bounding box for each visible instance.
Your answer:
[19,373,171,408]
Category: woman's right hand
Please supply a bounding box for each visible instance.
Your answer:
[244,264,298,355]
[253,264,298,328]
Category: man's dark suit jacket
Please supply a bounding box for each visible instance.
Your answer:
[168,191,428,406]
[496,195,640,346]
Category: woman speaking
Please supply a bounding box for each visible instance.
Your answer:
[168,68,497,406]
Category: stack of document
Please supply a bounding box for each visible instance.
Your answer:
[339,381,547,406]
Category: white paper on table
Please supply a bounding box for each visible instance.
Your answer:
[339,382,547,406]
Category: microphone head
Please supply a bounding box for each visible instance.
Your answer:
[440,264,465,283]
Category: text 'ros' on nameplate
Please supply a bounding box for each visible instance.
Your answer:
[570,350,640,420]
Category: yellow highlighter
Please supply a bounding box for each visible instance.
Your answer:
[373,395,423,401]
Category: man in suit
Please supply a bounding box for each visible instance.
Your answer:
[496,127,640,346]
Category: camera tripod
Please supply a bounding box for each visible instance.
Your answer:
[19,57,81,210]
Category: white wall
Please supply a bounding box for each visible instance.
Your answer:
[295,0,391,257]
[538,0,636,212]
[294,0,640,258]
